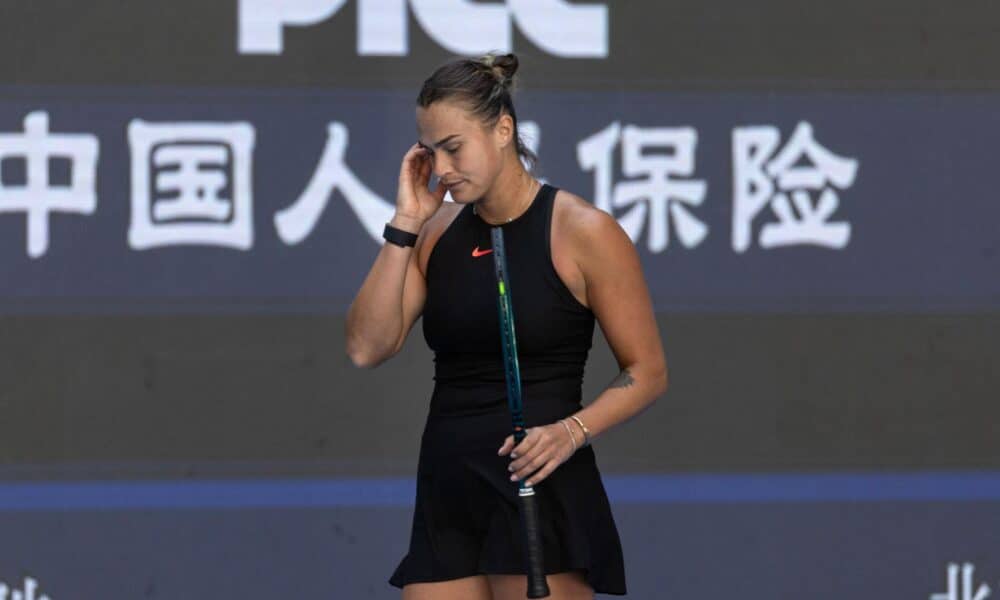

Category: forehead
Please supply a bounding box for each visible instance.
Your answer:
[415,100,484,139]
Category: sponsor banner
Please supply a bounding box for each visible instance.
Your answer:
[0,84,997,314]
[0,472,999,599]
[3,1,999,89]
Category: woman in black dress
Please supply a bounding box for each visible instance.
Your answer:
[346,53,668,599]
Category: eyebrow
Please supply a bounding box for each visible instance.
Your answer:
[417,134,461,149]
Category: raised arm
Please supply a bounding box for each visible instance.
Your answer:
[345,223,427,368]
[345,143,445,367]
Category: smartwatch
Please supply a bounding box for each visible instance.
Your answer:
[383,223,418,248]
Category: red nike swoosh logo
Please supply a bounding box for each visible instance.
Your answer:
[471,246,493,258]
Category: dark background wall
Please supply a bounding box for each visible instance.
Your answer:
[1,2,999,598]
[0,0,996,479]
[2,313,998,480]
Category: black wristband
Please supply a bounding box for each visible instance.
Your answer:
[383,223,419,247]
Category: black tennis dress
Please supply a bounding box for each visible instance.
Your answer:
[388,183,627,595]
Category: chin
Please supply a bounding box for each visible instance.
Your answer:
[448,185,474,203]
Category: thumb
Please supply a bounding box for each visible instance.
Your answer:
[498,435,515,456]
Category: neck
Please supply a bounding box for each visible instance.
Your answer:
[474,159,538,225]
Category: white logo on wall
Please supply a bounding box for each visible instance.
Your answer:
[0,575,52,600]
[238,0,609,57]
[931,562,992,600]
[127,120,255,250]
[0,111,98,258]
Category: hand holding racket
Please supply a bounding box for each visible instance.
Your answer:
[498,423,578,487]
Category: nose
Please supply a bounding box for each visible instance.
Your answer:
[430,151,452,180]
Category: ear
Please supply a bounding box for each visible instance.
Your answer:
[494,113,515,149]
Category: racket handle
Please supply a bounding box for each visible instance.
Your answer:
[518,491,551,598]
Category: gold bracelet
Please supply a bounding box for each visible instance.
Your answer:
[569,415,591,447]
[558,419,578,453]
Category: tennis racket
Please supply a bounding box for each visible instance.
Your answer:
[490,226,550,599]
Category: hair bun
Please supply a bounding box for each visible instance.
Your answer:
[480,52,518,86]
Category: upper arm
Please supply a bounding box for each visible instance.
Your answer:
[572,205,667,380]
[387,202,461,357]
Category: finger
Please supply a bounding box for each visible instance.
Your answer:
[405,143,428,167]
[402,143,423,164]
[511,452,551,482]
[508,435,543,470]
[510,446,554,481]
[410,146,429,175]
[399,144,424,186]
[524,460,559,487]
[418,150,431,183]
[510,430,540,459]
[497,435,515,456]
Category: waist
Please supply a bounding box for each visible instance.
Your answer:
[428,376,583,419]
[423,380,584,454]
[432,350,588,385]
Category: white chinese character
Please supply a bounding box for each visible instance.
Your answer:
[275,120,544,245]
[0,111,98,258]
[518,120,546,185]
[0,575,51,600]
[127,120,255,250]
[931,562,992,600]
[732,121,858,252]
[274,122,393,244]
[519,120,539,170]
[578,121,708,253]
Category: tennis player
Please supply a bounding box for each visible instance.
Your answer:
[346,52,668,600]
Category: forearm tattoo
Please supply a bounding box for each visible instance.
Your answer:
[608,368,635,389]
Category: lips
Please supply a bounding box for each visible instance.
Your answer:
[443,180,464,189]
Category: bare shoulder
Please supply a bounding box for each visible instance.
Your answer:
[552,189,632,257]
[417,201,465,275]
[550,189,636,308]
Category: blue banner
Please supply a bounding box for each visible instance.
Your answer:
[1,471,998,598]
[0,85,996,313]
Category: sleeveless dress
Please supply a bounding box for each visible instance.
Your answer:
[388,183,627,595]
